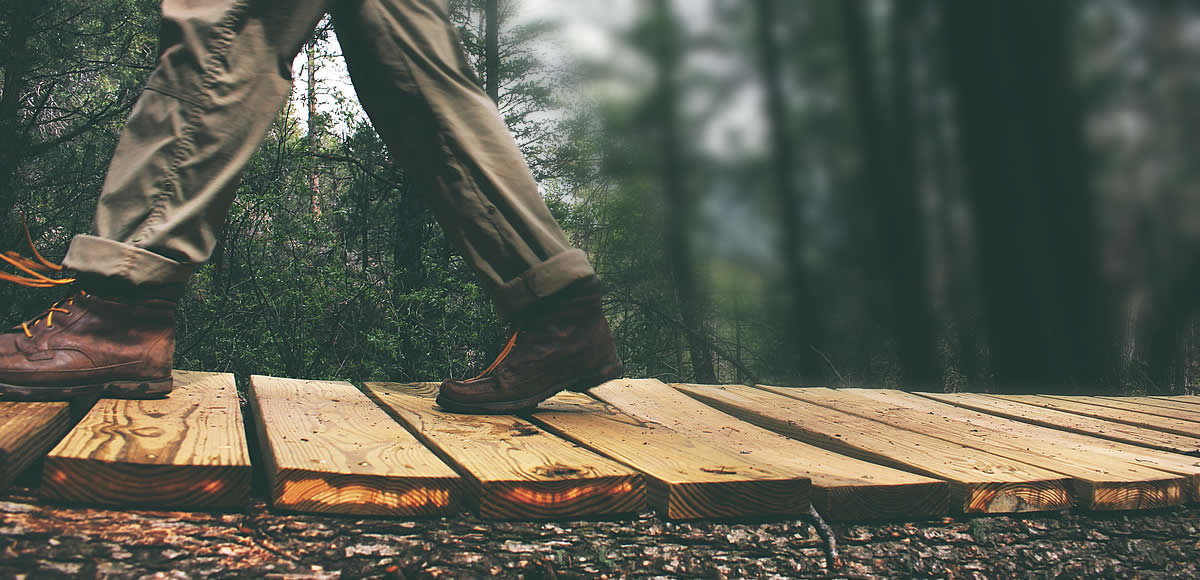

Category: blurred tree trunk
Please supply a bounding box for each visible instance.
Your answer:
[485,0,500,103]
[940,0,1115,393]
[0,4,41,225]
[752,0,825,384]
[839,0,941,389]
[306,42,322,216]
[650,0,716,383]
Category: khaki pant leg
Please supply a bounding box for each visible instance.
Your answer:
[331,0,594,320]
[64,0,332,284]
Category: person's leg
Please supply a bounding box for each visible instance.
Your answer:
[62,0,332,284]
[331,0,621,412]
[0,0,331,400]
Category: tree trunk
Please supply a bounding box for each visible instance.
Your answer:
[485,0,501,104]
[940,0,1113,393]
[752,0,825,384]
[0,4,40,227]
[839,0,940,389]
[307,43,321,216]
[650,0,717,383]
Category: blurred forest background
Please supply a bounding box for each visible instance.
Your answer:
[3,0,1200,394]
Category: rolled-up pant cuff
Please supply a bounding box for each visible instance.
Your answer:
[493,249,595,320]
[62,235,194,286]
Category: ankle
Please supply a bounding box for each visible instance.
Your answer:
[74,274,186,303]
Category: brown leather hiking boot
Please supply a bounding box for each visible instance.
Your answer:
[0,291,176,400]
[437,278,624,414]
[0,220,177,400]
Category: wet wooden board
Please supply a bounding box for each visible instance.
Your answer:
[589,379,949,520]
[0,402,71,489]
[529,390,811,520]
[42,371,250,509]
[996,395,1200,439]
[921,392,1200,456]
[1086,396,1200,423]
[364,382,644,519]
[677,384,1073,514]
[815,388,1192,508]
[248,376,461,516]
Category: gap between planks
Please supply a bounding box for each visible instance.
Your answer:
[529,389,812,520]
[763,387,1188,510]
[248,376,461,516]
[676,384,1074,514]
[590,379,950,520]
[364,382,645,520]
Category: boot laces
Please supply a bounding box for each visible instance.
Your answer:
[2,212,78,338]
[467,330,520,382]
[18,293,83,338]
[1,212,75,288]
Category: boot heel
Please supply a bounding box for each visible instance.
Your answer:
[566,361,625,393]
[101,377,174,398]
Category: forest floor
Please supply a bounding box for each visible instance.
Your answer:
[0,478,1198,580]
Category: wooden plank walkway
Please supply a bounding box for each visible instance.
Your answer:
[42,371,251,509]
[4,367,1200,521]
[1085,396,1200,423]
[590,379,950,520]
[364,382,645,520]
[248,376,461,516]
[530,390,812,519]
[996,395,1200,439]
[1114,396,1200,417]
[831,389,1194,507]
[677,384,1075,514]
[0,402,71,490]
[921,392,1200,456]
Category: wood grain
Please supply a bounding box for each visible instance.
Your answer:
[0,402,71,490]
[1085,396,1200,423]
[529,390,811,520]
[42,371,250,509]
[248,376,461,516]
[792,388,1187,510]
[364,382,644,519]
[589,379,949,520]
[921,392,1200,456]
[1116,396,1200,417]
[996,395,1200,439]
[677,384,1073,514]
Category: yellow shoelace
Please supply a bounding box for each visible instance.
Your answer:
[1,212,75,288]
[3,212,78,337]
[467,330,520,382]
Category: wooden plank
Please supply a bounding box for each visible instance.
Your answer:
[676,384,1073,514]
[921,392,1200,456]
[0,402,71,489]
[1088,396,1200,423]
[528,390,811,520]
[830,389,1195,507]
[996,395,1200,439]
[1153,395,1200,406]
[1121,396,1200,416]
[248,376,461,516]
[364,382,644,519]
[587,379,949,520]
[42,371,250,509]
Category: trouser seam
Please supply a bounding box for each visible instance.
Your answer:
[386,21,512,263]
[133,0,252,244]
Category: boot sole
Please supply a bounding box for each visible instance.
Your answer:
[436,362,624,415]
[0,377,173,401]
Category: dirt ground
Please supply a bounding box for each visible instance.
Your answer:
[0,481,1198,580]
